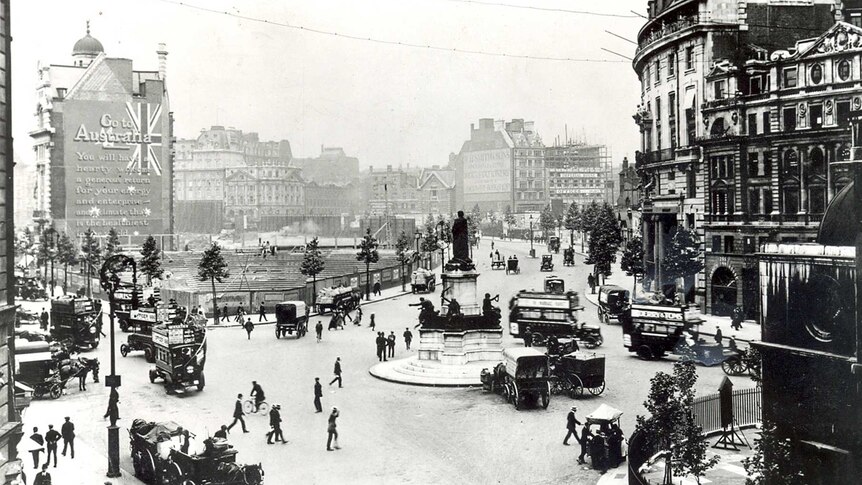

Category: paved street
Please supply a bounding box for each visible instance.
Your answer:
[18,238,758,484]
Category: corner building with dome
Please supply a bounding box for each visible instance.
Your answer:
[30,23,174,244]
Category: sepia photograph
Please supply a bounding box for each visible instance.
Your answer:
[1,0,859,483]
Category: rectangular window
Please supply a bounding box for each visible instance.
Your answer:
[783,67,798,88]
[838,101,851,127]
[783,107,797,131]
[712,235,722,253]
[655,61,660,84]
[724,236,735,253]
[763,111,772,134]
[668,53,676,76]
[644,67,650,90]
[750,76,762,95]
[810,104,823,129]
[668,92,677,149]
[743,237,756,254]
[714,80,726,99]
[784,187,799,214]
[749,188,761,214]
[809,187,826,214]
[748,153,760,177]
[763,152,772,176]
[685,46,694,70]
[747,113,758,135]
[686,108,696,145]
[667,170,675,181]
[687,169,696,198]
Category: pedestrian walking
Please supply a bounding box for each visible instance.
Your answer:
[578,425,592,464]
[258,302,267,322]
[403,328,413,350]
[329,357,342,388]
[314,378,323,413]
[60,417,74,459]
[563,406,581,446]
[728,335,738,351]
[491,240,495,250]
[714,326,723,345]
[266,405,287,444]
[731,305,744,331]
[226,394,249,433]
[587,274,596,294]
[244,319,254,340]
[104,387,119,422]
[28,427,44,469]
[234,305,245,323]
[214,425,228,440]
[315,321,323,342]
[373,281,381,297]
[369,313,376,331]
[40,308,49,331]
[326,407,340,451]
[221,305,229,322]
[179,428,190,454]
[387,331,396,358]
[353,307,363,326]
[523,326,533,347]
[376,332,387,362]
[33,464,51,485]
[44,425,60,467]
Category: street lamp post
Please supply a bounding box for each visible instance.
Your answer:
[47,228,57,298]
[414,231,422,269]
[99,255,136,478]
[529,215,535,258]
[436,221,446,273]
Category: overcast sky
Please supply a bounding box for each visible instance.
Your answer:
[13,0,646,168]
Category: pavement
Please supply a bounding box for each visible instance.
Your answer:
[14,237,756,484]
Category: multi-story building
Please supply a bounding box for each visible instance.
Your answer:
[30,26,174,242]
[454,118,544,213]
[545,143,612,214]
[0,3,25,482]
[223,165,303,231]
[292,146,359,185]
[699,20,862,318]
[416,166,456,216]
[173,126,292,233]
[616,156,642,243]
[632,0,842,303]
[364,165,421,216]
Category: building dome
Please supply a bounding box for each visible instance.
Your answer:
[72,22,103,58]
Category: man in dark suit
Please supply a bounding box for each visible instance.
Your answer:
[213,425,228,440]
[44,425,61,467]
[258,302,266,322]
[221,305,229,322]
[60,417,75,459]
[376,333,387,361]
[267,405,286,444]
[314,378,323,413]
[40,308,49,331]
[329,357,342,388]
[33,464,51,485]
[563,406,582,446]
[226,394,248,433]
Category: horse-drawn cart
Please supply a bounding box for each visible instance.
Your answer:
[550,351,606,398]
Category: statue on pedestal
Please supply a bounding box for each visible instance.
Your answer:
[447,210,475,272]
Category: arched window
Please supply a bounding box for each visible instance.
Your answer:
[710,117,727,137]
[783,150,799,177]
[808,147,826,176]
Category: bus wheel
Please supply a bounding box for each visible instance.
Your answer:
[636,345,654,360]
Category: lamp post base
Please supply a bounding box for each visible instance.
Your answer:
[107,425,121,477]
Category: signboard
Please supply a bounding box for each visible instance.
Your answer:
[152,331,169,347]
[461,149,511,195]
[517,297,570,309]
[63,99,170,238]
[130,309,157,322]
[631,304,686,323]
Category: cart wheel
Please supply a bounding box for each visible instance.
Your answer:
[588,380,606,396]
[594,335,604,347]
[166,462,184,484]
[144,348,154,363]
[531,333,544,346]
[597,307,602,320]
[120,320,129,332]
[541,382,551,409]
[503,383,511,403]
[258,401,270,414]
[148,369,157,383]
[132,449,143,478]
[142,449,156,482]
[197,372,206,391]
[636,345,654,360]
[120,344,129,357]
[182,480,197,485]
[722,356,747,376]
[569,376,584,398]
[50,385,62,400]
[512,383,520,410]
[550,377,564,395]
[242,399,254,414]
[275,329,281,339]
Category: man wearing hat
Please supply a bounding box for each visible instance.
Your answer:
[267,404,286,444]
[563,406,582,446]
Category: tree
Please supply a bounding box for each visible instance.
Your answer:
[577,201,600,252]
[300,237,326,304]
[80,228,101,297]
[104,227,121,258]
[420,215,439,269]
[56,232,78,294]
[15,227,36,270]
[503,205,516,234]
[468,205,482,246]
[584,203,623,285]
[563,203,580,248]
[356,228,379,300]
[620,234,645,295]
[636,361,719,485]
[198,242,230,320]
[743,421,805,485]
[139,235,165,285]
[539,205,556,239]
[36,226,53,283]
[395,231,412,291]
[662,227,704,302]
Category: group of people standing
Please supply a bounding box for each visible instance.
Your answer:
[26,417,76,484]
[374,329,413,361]
[563,407,624,473]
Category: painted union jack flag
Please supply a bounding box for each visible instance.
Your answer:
[125,101,163,175]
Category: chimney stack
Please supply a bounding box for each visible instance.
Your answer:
[156,43,168,81]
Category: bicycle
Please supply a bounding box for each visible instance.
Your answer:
[242,397,270,414]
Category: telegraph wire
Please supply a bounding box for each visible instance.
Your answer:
[153,0,629,63]
[428,0,640,19]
